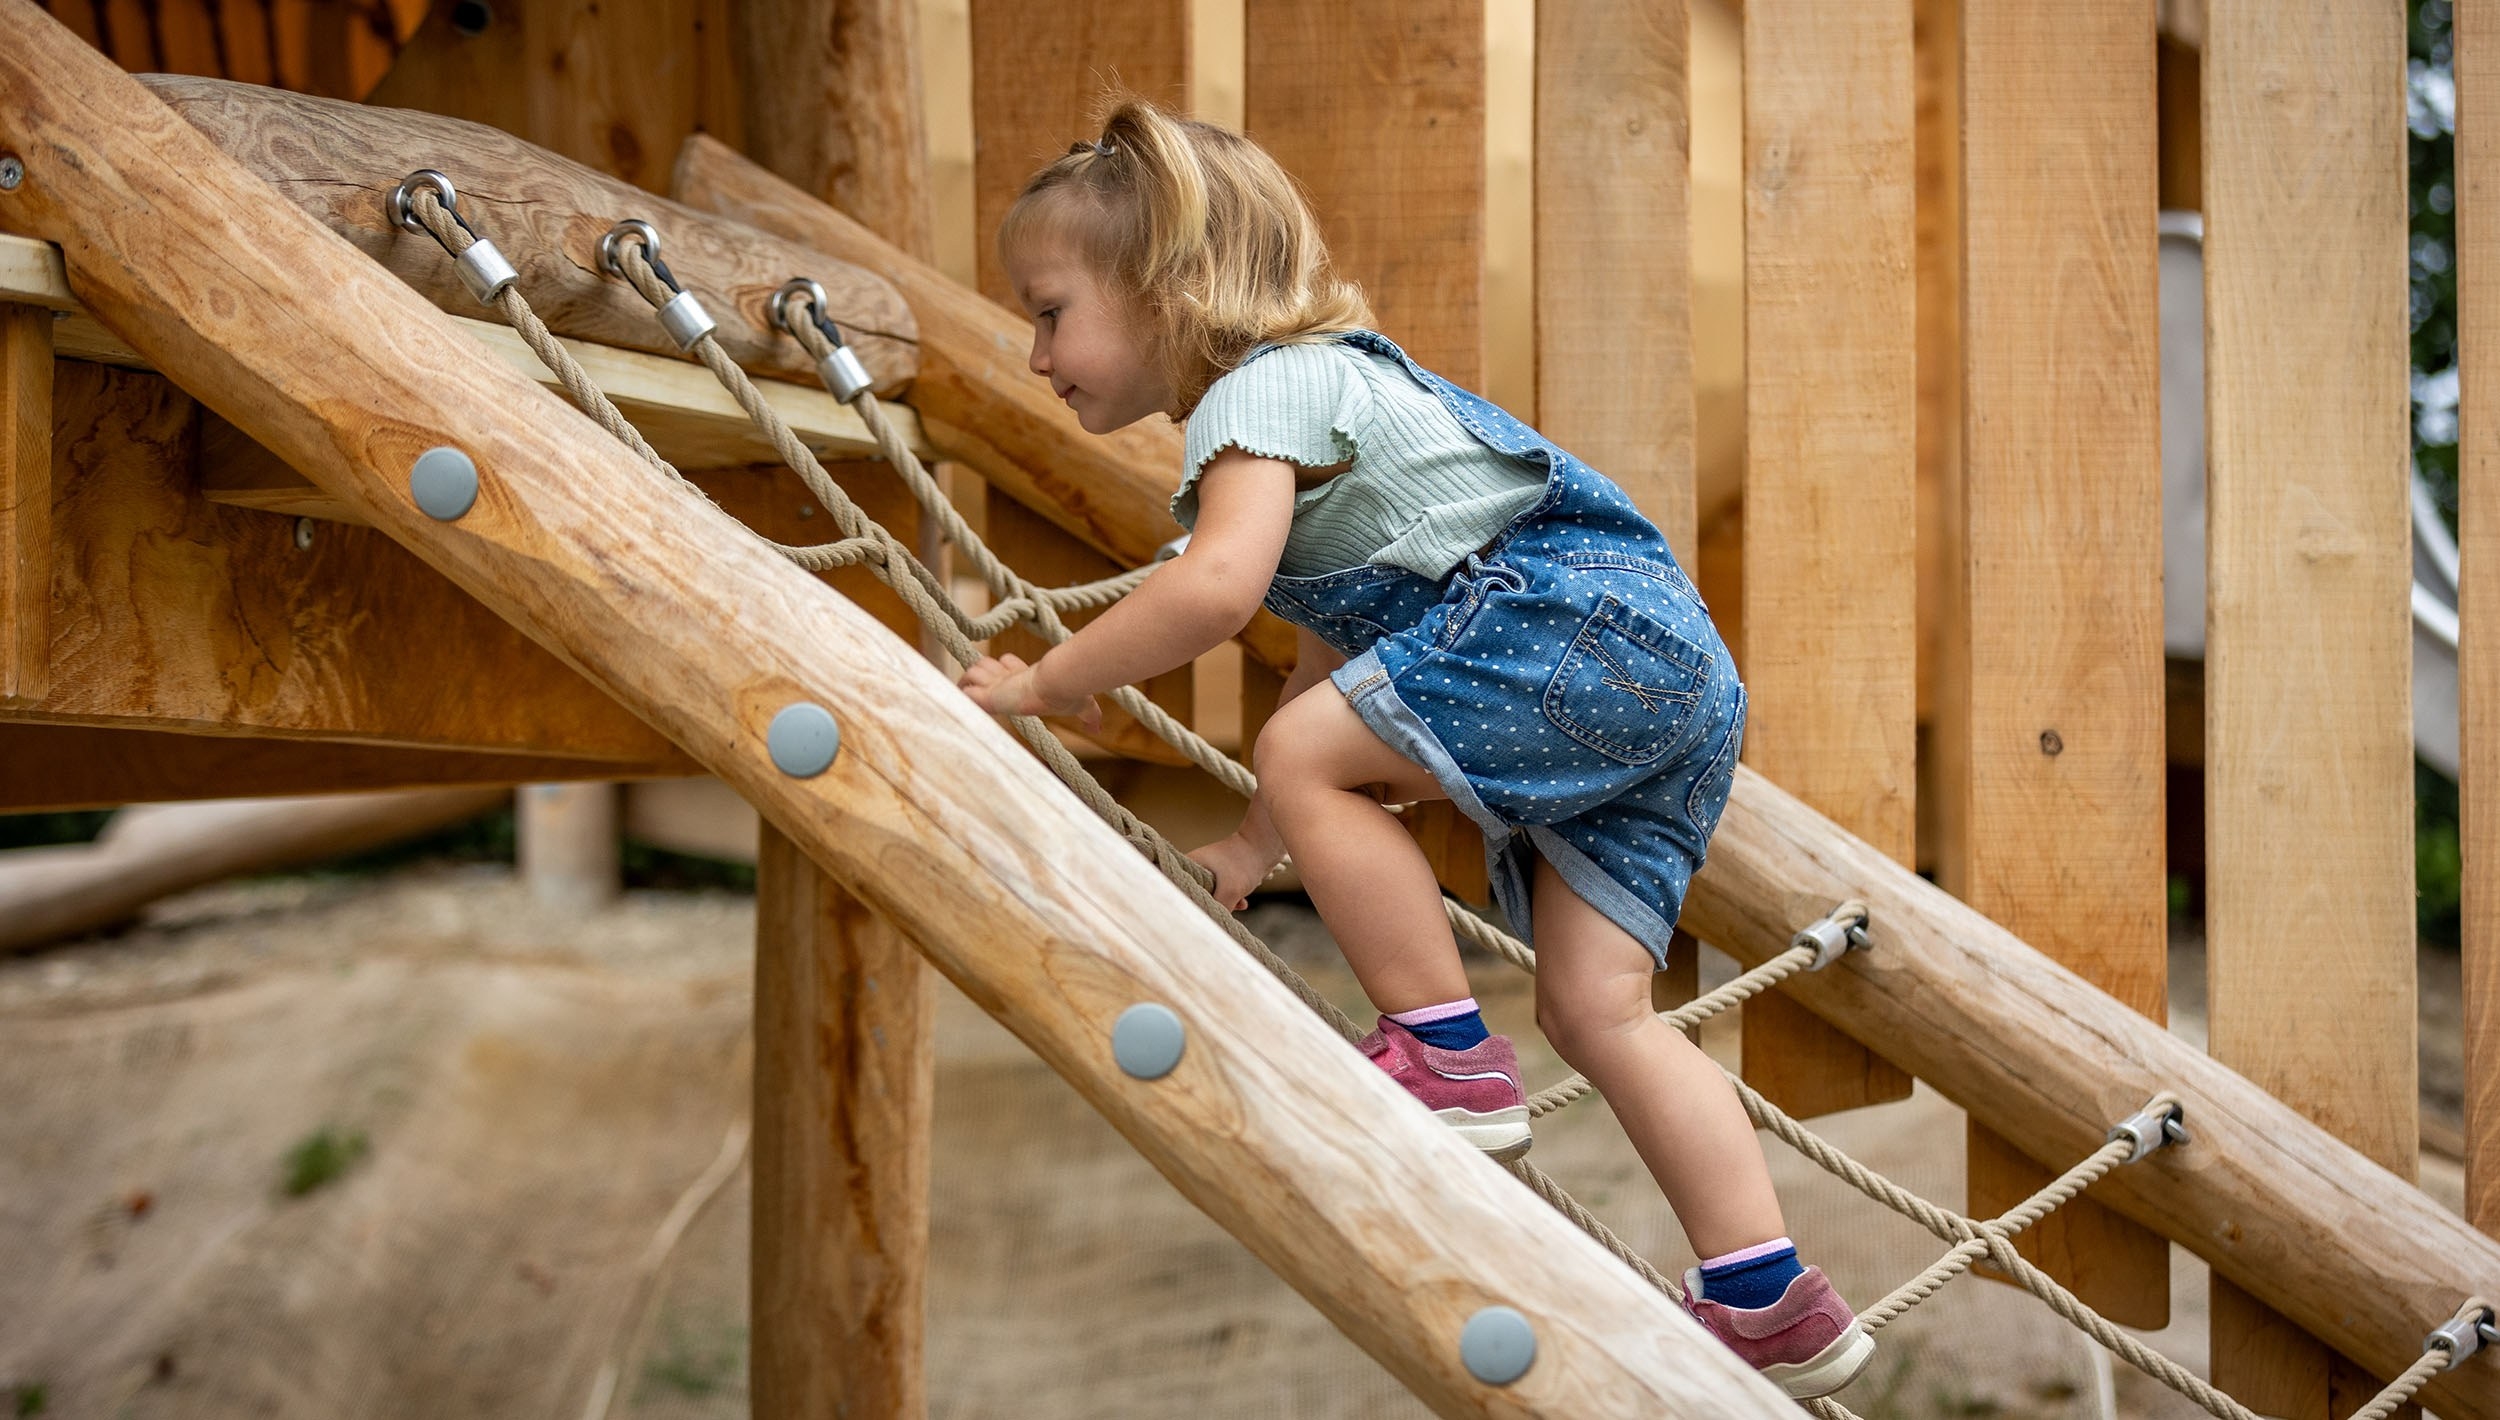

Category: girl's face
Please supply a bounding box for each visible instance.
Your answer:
[1003,229,1176,434]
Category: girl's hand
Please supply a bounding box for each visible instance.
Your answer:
[959,652,1103,733]
[1187,832,1283,911]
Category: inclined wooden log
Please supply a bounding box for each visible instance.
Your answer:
[673,134,1299,674]
[0,10,1794,1415]
[0,789,509,954]
[1681,767,2500,1418]
[135,76,917,395]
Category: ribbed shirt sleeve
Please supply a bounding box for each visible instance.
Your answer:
[1171,342,1366,529]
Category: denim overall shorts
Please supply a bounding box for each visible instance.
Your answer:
[1256,331,1747,970]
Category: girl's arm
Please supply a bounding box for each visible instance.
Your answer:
[961,449,1296,715]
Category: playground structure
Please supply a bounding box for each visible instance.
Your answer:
[1,0,2497,1416]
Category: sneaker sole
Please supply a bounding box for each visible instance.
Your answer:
[1436,1104,1532,1161]
[1764,1326,1875,1400]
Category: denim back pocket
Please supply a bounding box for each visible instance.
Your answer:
[1541,594,1709,765]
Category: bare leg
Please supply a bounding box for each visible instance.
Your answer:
[1529,853,1787,1259]
[1253,685,1469,1013]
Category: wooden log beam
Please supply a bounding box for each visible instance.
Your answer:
[0,12,1794,1414]
[672,133,1297,674]
[0,723,674,812]
[136,75,917,394]
[0,787,507,954]
[1680,766,2500,1420]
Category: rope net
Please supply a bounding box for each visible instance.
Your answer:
[397,184,2490,1419]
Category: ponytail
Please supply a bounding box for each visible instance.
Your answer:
[1000,95,1373,413]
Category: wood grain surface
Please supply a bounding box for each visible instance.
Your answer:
[1957,0,2172,1329]
[2461,0,2500,1242]
[1737,0,1917,1119]
[2202,1,2418,1410]
[0,11,1800,1413]
[0,302,46,702]
[142,75,917,392]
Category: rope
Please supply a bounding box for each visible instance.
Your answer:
[396,189,2491,1419]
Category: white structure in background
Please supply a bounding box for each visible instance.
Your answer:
[2158,213,2461,779]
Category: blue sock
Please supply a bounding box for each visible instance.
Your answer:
[1387,1000,1490,1050]
[1698,1239,1804,1310]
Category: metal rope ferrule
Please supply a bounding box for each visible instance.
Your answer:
[602,219,716,350]
[453,240,518,304]
[2427,1300,2498,1362]
[2106,1097,2189,1164]
[1792,902,1870,971]
[773,276,873,401]
[654,290,717,350]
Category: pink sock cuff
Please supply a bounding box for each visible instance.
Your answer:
[1700,1237,1795,1270]
[1385,997,1481,1027]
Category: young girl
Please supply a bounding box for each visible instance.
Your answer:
[957,98,1871,1400]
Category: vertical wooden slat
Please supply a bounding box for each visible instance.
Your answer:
[967,0,1189,310]
[1,305,49,705]
[2203,2,2417,1412]
[1246,0,1485,387]
[735,0,935,262]
[1533,0,1693,566]
[754,824,935,1420]
[1244,0,1486,895]
[1915,0,1965,887]
[1956,0,2171,1329]
[1737,0,1918,1119]
[2466,0,2500,1243]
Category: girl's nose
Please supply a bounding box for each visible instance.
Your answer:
[1027,332,1050,378]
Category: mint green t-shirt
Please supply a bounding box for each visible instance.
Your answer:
[1172,341,1544,579]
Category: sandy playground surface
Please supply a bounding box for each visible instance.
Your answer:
[0,863,2472,1419]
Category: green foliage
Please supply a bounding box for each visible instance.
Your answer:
[2420,759,2463,946]
[0,811,112,852]
[638,1316,747,1399]
[12,1382,45,1417]
[279,1126,369,1198]
[2411,0,2460,516]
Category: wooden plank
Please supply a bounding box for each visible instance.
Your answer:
[1245,0,1484,894]
[1913,0,1963,881]
[734,0,935,262]
[1245,0,1483,387]
[2202,1,2417,1411]
[0,23,1797,1411]
[671,137,1299,676]
[966,0,1188,310]
[1533,0,1694,565]
[1956,0,2172,1330]
[1,304,47,703]
[143,76,919,393]
[753,822,935,1420]
[2465,0,2500,1242]
[1736,0,1916,1118]
[0,723,674,812]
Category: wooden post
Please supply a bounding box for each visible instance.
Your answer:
[2202,2,2418,1412]
[0,23,1800,1409]
[1956,0,2172,1328]
[732,9,942,1414]
[753,823,934,1420]
[0,302,46,703]
[2464,0,2500,1242]
[1737,0,1918,1118]
[518,781,621,909]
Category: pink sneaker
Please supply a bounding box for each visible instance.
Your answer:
[1358,1017,1532,1160]
[1681,1264,1874,1399]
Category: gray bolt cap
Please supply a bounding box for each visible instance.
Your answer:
[767,701,842,778]
[1460,1306,1536,1385]
[409,446,479,521]
[1111,1002,1186,1080]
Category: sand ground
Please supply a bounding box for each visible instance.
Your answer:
[0,864,2471,1419]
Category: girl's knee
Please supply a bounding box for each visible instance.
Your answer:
[1535,974,1653,1065]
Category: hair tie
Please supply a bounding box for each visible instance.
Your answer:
[1066,137,1117,160]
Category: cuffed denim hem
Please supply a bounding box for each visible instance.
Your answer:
[1332,648,1678,973]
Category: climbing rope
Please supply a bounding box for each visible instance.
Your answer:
[390,174,2493,1417]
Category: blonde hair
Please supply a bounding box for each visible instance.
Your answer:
[998,95,1374,414]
